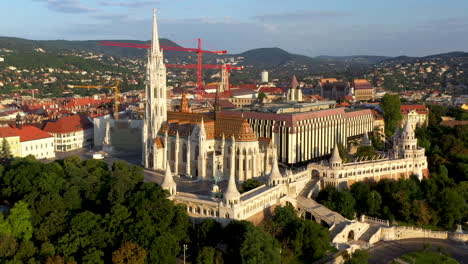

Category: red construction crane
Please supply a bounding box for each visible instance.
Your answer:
[166,64,243,94]
[99,39,227,96]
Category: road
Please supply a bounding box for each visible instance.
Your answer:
[368,238,468,264]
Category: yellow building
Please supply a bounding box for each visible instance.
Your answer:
[0,127,21,157]
[353,79,374,101]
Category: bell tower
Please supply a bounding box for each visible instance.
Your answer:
[142,9,167,169]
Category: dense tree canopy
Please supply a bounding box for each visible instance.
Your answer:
[0,156,189,263]
[380,94,402,136]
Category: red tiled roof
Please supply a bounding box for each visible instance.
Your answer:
[43,114,93,134]
[0,127,18,138]
[11,126,53,142]
[258,87,283,94]
[353,79,373,90]
[0,126,53,142]
[400,105,428,115]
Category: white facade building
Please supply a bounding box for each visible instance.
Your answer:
[43,114,94,152]
[261,70,269,83]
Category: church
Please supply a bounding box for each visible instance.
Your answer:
[142,10,275,181]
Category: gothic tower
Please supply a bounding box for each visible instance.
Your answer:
[142,9,167,169]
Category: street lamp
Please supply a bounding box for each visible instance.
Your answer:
[183,244,188,264]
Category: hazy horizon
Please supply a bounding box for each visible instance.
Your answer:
[3,0,468,57]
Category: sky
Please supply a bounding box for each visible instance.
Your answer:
[2,0,468,57]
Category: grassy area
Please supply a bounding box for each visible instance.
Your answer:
[394,251,459,264]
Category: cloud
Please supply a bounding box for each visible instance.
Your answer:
[252,10,352,22]
[98,1,158,8]
[35,0,97,14]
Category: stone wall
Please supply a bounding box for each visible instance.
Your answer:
[380,226,448,241]
[332,221,370,244]
[449,232,468,242]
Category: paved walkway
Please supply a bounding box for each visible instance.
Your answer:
[297,195,347,226]
[368,238,468,264]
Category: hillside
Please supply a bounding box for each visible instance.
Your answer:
[0,37,387,73]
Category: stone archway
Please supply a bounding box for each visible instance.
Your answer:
[348,230,355,241]
[312,169,320,178]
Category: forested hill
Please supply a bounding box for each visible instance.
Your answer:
[0,37,387,72]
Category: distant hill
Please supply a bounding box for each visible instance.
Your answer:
[379,52,468,65]
[1,37,467,74]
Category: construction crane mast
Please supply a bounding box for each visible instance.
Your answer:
[165,63,243,94]
[99,39,227,96]
[68,81,121,120]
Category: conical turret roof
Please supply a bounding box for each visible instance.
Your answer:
[224,170,240,203]
[291,75,299,89]
[403,119,413,134]
[362,132,371,146]
[268,154,282,182]
[329,144,342,164]
[161,161,176,190]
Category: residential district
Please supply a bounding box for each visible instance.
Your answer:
[0,9,467,264]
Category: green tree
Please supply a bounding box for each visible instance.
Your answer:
[380,94,402,136]
[344,249,369,264]
[196,247,223,264]
[257,92,267,102]
[240,224,281,264]
[112,241,146,264]
[355,145,376,159]
[0,138,13,163]
[0,201,33,241]
[239,179,263,193]
[366,191,382,217]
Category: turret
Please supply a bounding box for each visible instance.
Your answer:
[267,152,283,186]
[161,161,177,195]
[224,164,241,206]
[329,144,342,168]
[362,132,371,147]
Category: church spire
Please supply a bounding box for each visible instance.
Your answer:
[151,8,160,53]
[161,161,177,195]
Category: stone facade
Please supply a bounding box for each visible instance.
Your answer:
[312,120,428,191]
[154,109,276,181]
[221,108,374,164]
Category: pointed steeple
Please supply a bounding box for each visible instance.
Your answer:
[224,165,241,206]
[267,152,282,186]
[161,161,176,195]
[291,75,299,89]
[329,144,342,167]
[151,8,160,53]
[403,119,413,134]
[362,132,371,146]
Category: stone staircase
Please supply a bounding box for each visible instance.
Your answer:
[358,224,381,243]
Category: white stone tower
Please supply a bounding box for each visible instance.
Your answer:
[142,9,167,169]
[329,144,342,168]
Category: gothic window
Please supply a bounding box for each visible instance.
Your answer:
[195,145,199,160]
[182,143,187,162]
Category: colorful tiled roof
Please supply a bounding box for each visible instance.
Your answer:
[290,75,299,89]
[43,114,93,134]
[353,79,373,90]
[0,126,52,142]
[160,112,258,142]
[400,105,428,115]
[11,126,53,142]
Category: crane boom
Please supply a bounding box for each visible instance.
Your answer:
[99,39,228,99]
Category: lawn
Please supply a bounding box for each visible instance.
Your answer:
[394,251,459,264]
